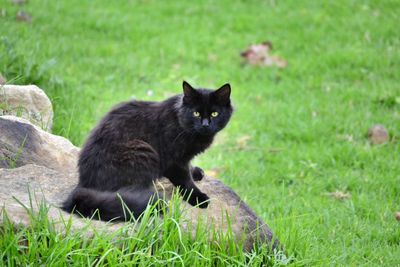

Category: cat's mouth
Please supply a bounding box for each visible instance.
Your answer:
[195,127,215,136]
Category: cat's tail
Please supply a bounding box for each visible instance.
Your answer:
[61,186,160,221]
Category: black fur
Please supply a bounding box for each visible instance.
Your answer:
[62,81,233,221]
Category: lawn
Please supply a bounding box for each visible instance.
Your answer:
[1,0,399,265]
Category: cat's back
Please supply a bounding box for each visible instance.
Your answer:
[84,96,179,146]
[92,100,159,138]
[109,99,158,117]
[107,97,179,125]
[109,96,179,117]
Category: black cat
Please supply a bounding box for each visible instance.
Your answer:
[62,81,233,221]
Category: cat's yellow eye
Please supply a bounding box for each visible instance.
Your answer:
[211,111,219,117]
[193,111,200,117]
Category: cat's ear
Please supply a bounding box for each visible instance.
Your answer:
[182,81,199,103]
[213,83,231,105]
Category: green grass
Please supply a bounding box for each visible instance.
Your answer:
[1,194,286,266]
[1,0,399,265]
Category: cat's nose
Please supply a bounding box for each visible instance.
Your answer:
[201,119,210,127]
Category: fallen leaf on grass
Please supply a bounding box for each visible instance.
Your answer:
[236,135,252,150]
[16,10,32,23]
[18,238,28,248]
[241,41,287,68]
[324,191,351,200]
[368,124,389,145]
[395,212,400,222]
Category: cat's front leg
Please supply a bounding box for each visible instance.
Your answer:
[191,166,205,181]
[164,164,209,208]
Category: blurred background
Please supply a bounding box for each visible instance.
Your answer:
[1,0,399,264]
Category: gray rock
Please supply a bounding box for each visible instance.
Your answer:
[0,84,53,131]
[0,116,79,172]
[368,124,389,145]
[0,164,110,237]
[0,164,280,251]
[0,117,280,251]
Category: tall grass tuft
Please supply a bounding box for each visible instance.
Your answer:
[0,191,288,266]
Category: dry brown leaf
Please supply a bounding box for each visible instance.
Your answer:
[18,238,28,247]
[368,124,389,145]
[241,41,287,68]
[324,191,351,200]
[236,135,251,150]
[16,10,32,23]
[395,212,400,222]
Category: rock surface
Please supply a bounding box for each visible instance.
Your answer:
[0,116,79,172]
[0,164,279,251]
[0,116,280,251]
[368,124,389,145]
[0,84,53,131]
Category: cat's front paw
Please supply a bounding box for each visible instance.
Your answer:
[188,192,210,208]
[192,166,205,181]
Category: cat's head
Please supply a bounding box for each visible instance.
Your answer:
[177,81,233,136]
